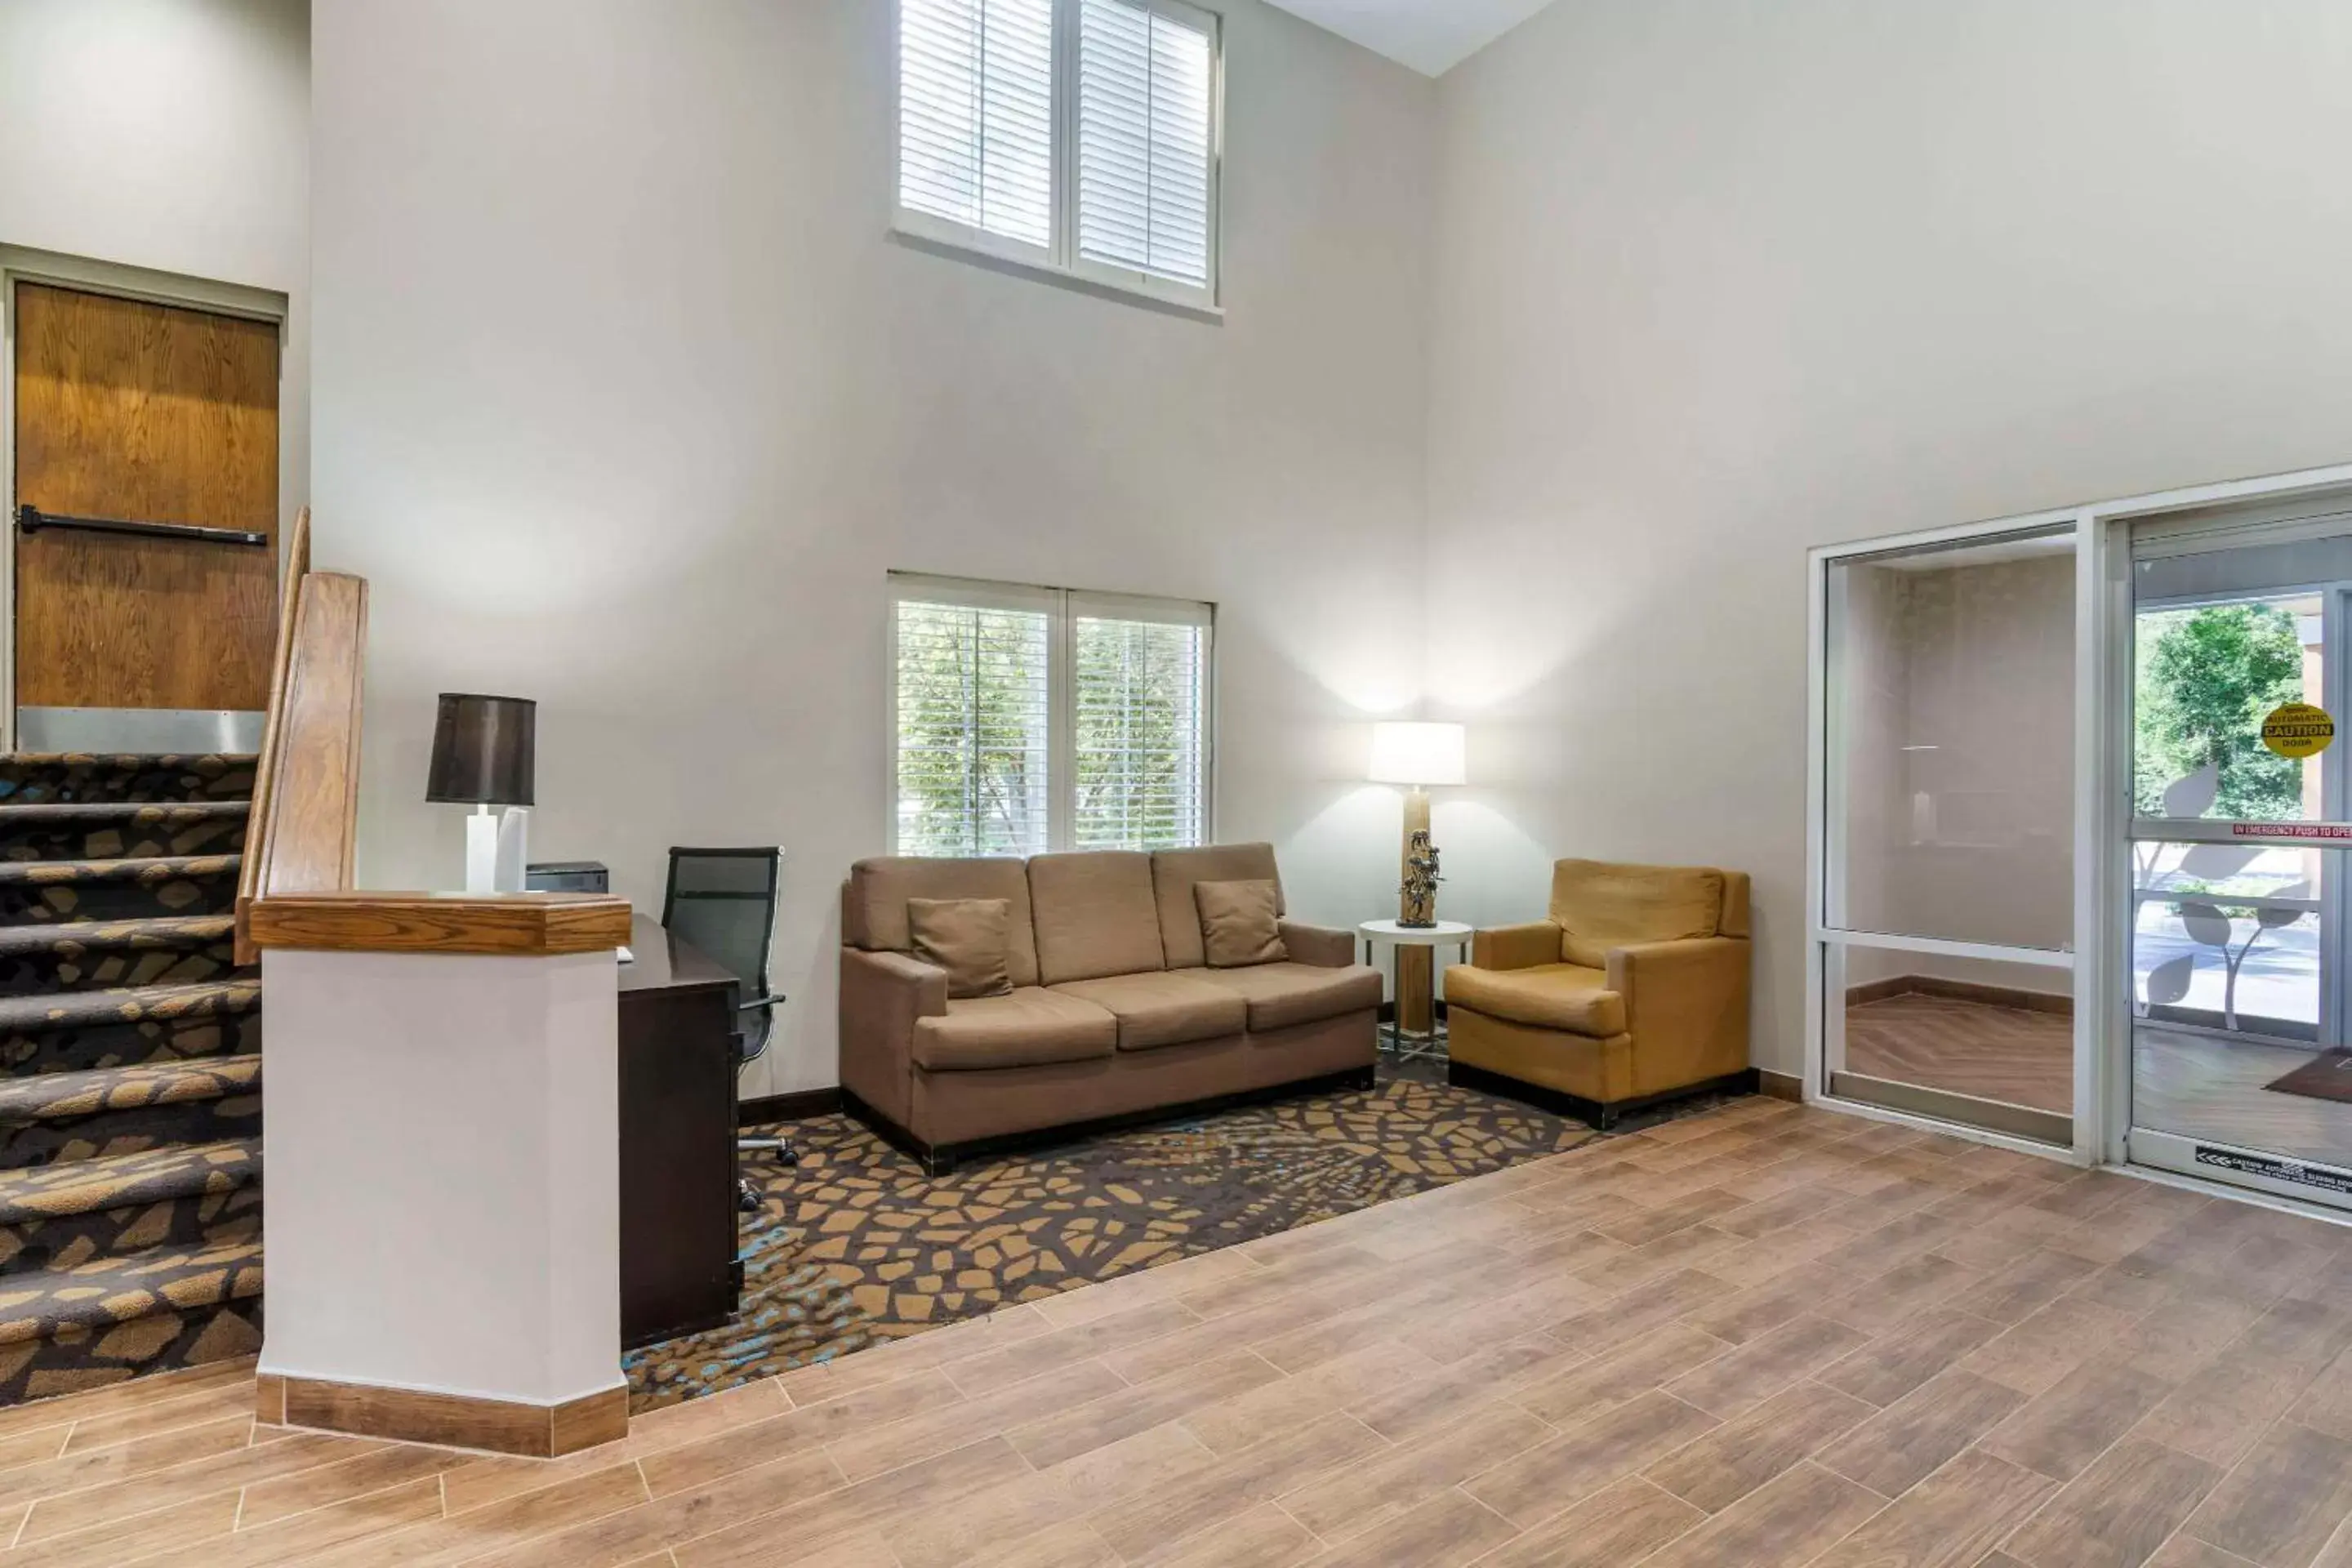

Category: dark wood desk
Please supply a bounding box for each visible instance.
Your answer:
[619,914,740,1349]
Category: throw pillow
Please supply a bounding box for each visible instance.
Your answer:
[906,897,1014,999]
[1195,879,1287,968]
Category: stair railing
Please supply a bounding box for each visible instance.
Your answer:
[234,508,370,964]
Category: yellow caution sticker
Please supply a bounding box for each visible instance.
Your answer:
[2261,702,2336,760]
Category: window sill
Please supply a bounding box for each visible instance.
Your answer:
[888,217,1224,326]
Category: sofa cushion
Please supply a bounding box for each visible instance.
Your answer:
[1181,961,1382,1032]
[911,987,1118,1071]
[1195,880,1287,969]
[845,858,1040,988]
[1445,962,1627,1038]
[1152,844,1283,970]
[1029,852,1165,985]
[1050,971,1247,1051]
[906,898,1013,1000]
[1550,860,1724,969]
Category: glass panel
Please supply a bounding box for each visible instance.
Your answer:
[1824,940,2074,1143]
[2132,840,2319,1043]
[1825,528,2075,951]
[2133,592,2325,826]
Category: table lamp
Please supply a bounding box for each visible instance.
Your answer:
[1369,721,1466,924]
[426,693,536,893]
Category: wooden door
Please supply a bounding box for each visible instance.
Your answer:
[11,283,279,714]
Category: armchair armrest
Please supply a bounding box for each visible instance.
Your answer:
[1604,938,1751,1091]
[1279,920,1355,968]
[1471,921,1562,972]
[838,948,948,1129]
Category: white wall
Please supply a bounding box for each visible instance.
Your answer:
[0,0,310,534]
[1424,0,2352,1075]
[310,0,1437,1096]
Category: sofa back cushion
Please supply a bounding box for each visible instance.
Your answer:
[844,858,1039,989]
[1030,851,1165,984]
[1550,859,1726,969]
[1152,843,1283,971]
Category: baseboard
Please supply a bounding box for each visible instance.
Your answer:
[1756,1069,1803,1103]
[1846,973,2072,1016]
[260,1373,628,1458]
[740,1087,843,1126]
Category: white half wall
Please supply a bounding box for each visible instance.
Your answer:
[1423,0,2352,1076]
[0,0,311,533]
[310,0,1437,1097]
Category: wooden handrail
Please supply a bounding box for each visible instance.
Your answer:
[234,509,368,964]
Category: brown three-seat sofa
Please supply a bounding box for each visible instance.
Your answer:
[839,843,1381,1170]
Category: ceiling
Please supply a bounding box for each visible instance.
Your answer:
[1261,0,1560,77]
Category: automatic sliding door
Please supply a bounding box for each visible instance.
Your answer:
[1820,525,2077,1147]
[2128,532,2352,1207]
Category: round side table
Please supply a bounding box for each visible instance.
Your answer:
[1358,919,1474,1061]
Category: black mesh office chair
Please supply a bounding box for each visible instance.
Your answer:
[662,847,798,1210]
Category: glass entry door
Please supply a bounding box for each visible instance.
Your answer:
[2128,523,2352,1208]
[1818,524,2078,1147]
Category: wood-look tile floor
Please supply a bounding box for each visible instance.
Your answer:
[1845,993,2076,1116]
[5,1095,2352,1567]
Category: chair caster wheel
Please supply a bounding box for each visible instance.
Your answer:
[776,1144,800,1168]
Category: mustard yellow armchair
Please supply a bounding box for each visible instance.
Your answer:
[1443,859,1753,1128]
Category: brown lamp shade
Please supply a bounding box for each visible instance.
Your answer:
[425,693,536,807]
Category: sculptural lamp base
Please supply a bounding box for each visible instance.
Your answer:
[1398,786,1436,928]
[463,805,531,895]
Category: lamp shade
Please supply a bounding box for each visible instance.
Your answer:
[425,693,537,807]
[1368,721,1466,786]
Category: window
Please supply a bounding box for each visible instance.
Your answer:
[890,573,1214,856]
[894,0,1223,310]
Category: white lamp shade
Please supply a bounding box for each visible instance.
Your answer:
[1369,721,1467,786]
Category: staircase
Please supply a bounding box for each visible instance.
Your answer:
[0,751,266,1404]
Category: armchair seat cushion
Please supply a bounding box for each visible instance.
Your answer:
[1181,961,1382,1032]
[912,987,1117,1071]
[1051,972,1247,1052]
[1445,962,1627,1038]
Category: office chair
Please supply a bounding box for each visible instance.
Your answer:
[662,847,799,1212]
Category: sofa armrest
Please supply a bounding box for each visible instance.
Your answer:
[839,948,948,1131]
[1604,938,1752,1092]
[1471,921,1562,972]
[1279,920,1355,968]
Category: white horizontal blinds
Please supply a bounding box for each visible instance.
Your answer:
[1075,0,1216,287]
[898,0,1055,248]
[1072,612,1209,850]
[893,595,1054,857]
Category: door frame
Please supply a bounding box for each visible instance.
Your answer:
[1808,459,2352,1210]
[0,245,290,751]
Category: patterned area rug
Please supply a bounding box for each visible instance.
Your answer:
[624,1071,1614,1411]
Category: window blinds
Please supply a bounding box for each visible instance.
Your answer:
[892,598,1054,858]
[898,0,1055,249]
[1076,0,1217,287]
[890,577,1214,856]
[1073,614,1209,851]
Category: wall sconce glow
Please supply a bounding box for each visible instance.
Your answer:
[1368,722,1467,787]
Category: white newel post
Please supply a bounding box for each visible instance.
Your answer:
[248,893,630,1457]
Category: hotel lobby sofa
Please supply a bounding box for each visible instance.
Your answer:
[840,844,1381,1169]
[1445,858,1755,1128]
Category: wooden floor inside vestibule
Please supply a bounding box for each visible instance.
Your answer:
[0,1096,2348,1566]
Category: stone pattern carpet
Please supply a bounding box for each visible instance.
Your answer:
[625,1071,1624,1411]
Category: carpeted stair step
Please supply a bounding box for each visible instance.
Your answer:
[0,1058,261,1169]
[0,979,261,1078]
[0,800,248,863]
[0,754,256,808]
[0,853,242,924]
[0,1141,261,1271]
[0,914,242,997]
[0,1237,262,1403]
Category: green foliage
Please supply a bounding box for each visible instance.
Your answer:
[2134,603,2308,819]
